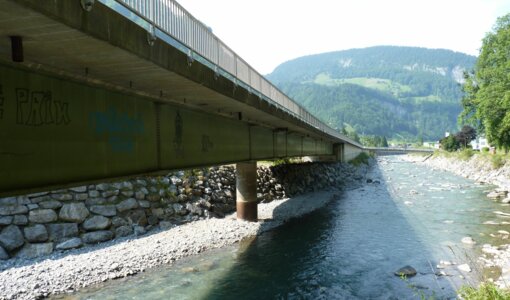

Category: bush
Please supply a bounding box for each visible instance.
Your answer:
[481,147,490,153]
[491,154,506,169]
[440,135,460,152]
[458,282,510,299]
[459,149,475,161]
[349,152,371,166]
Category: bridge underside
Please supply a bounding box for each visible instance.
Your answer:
[0,64,338,197]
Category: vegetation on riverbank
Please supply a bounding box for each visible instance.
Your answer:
[460,13,510,151]
[458,282,510,300]
[433,149,508,169]
[349,152,372,166]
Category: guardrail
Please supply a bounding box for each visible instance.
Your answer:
[111,0,361,147]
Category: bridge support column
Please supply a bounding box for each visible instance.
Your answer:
[236,161,258,221]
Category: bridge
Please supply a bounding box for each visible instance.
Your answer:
[0,0,419,220]
[367,147,434,156]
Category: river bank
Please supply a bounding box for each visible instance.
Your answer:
[406,152,510,289]
[0,161,370,300]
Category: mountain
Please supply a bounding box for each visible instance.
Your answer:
[267,46,477,140]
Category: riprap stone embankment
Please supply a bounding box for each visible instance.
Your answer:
[0,161,370,300]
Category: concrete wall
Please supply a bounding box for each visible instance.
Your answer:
[0,64,336,196]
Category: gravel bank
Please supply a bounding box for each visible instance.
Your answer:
[0,163,369,300]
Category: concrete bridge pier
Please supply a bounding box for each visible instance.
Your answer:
[236,161,258,221]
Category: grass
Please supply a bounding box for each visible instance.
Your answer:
[434,149,509,169]
[311,73,412,97]
[458,283,510,299]
[459,148,476,161]
[491,154,506,169]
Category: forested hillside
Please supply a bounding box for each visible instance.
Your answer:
[267,46,477,140]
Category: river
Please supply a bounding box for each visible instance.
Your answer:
[60,156,510,299]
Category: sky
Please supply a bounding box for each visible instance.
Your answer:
[176,0,510,75]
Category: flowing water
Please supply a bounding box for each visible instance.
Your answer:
[62,156,510,299]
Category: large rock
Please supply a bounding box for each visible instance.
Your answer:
[0,197,17,206]
[56,238,83,250]
[83,216,111,231]
[29,209,58,223]
[394,265,417,277]
[39,200,63,209]
[116,198,138,212]
[47,223,79,241]
[115,225,133,237]
[13,215,28,225]
[70,186,87,193]
[90,205,117,217]
[24,225,48,242]
[16,243,54,258]
[59,203,89,223]
[125,210,147,226]
[81,231,114,244]
[0,216,13,225]
[0,225,24,251]
[0,205,28,216]
[0,246,8,260]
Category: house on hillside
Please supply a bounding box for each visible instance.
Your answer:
[470,137,488,150]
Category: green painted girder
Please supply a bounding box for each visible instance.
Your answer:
[0,64,333,196]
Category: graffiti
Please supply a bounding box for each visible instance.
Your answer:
[201,135,214,152]
[0,84,3,120]
[173,111,183,156]
[15,88,70,126]
[89,106,145,153]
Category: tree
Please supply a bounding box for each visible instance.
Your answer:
[440,135,460,152]
[382,136,389,147]
[455,125,477,148]
[460,13,510,151]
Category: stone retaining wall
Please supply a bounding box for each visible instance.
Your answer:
[0,162,358,260]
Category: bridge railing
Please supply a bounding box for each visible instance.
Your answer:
[113,0,362,148]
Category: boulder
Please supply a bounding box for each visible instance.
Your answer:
[173,203,187,216]
[116,198,138,212]
[24,225,48,243]
[51,194,73,201]
[0,246,8,260]
[81,230,114,244]
[115,226,132,237]
[0,197,18,206]
[74,193,88,201]
[461,237,476,244]
[16,243,53,259]
[29,209,58,224]
[134,191,146,200]
[147,215,159,226]
[47,223,79,241]
[111,216,128,227]
[59,203,89,223]
[13,215,28,225]
[126,210,147,226]
[39,200,62,209]
[88,190,100,198]
[138,200,151,208]
[83,216,111,231]
[69,186,87,193]
[90,205,117,217]
[394,265,417,277]
[133,225,146,236]
[0,225,25,251]
[458,264,472,272]
[56,238,83,250]
[0,216,13,225]
[0,205,28,216]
